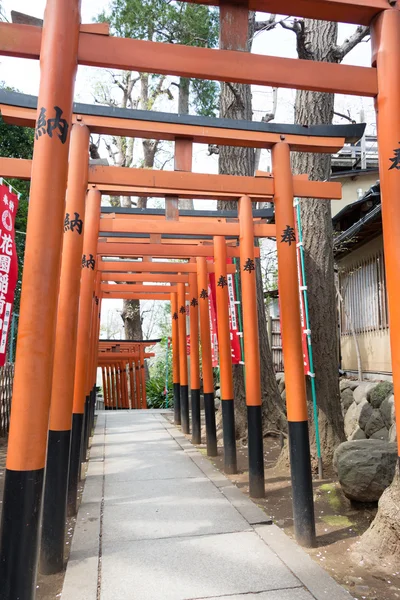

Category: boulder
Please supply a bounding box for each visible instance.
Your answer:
[349,427,366,441]
[341,388,354,413]
[334,440,397,502]
[389,423,397,443]
[353,382,377,405]
[365,409,386,438]
[370,427,389,441]
[275,372,284,383]
[344,399,372,438]
[340,379,353,392]
[368,381,393,408]
[381,395,396,429]
[358,399,373,430]
[214,387,221,399]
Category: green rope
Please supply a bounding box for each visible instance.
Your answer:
[295,199,322,468]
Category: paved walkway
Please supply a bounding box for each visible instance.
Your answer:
[62,411,352,600]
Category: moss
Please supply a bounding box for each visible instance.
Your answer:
[321,515,353,528]
[317,482,342,511]
[369,382,393,408]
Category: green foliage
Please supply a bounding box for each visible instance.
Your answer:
[146,336,173,409]
[98,0,219,116]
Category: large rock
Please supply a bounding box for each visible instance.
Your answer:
[365,409,386,437]
[353,382,377,405]
[381,395,396,429]
[349,427,366,441]
[341,388,354,413]
[389,423,397,443]
[370,427,389,441]
[334,440,397,502]
[340,379,353,392]
[369,381,393,408]
[344,399,372,438]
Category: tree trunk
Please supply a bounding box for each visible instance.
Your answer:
[291,20,345,466]
[177,77,194,211]
[354,464,400,570]
[218,12,286,438]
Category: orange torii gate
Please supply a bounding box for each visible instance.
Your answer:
[2,1,400,595]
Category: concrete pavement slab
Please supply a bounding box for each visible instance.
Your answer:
[100,531,301,600]
[103,452,203,482]
[102,477,249,542]
[203,589,314,600]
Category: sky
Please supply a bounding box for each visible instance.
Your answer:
[0,0,377,340]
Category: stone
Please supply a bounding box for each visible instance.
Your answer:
[370,427,389,441]
[368,381,393,408]
[353,382,377,405]
[281,389,286,402]
[278,380,285,394]
[215,388,221,399]
[341,388,354,413]
[275,372,284,383]
[349,427,366,441]
[358,399,373,430]
[333,440,397,502]
[380,395,395,429]
[344,399,372,438]
[389,423,397,443]
[365,409,386,438]
[340,379,353,392]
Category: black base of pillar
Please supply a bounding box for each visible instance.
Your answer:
[191,389,201,445]
[221,399,237,474]
[247,405,265,498]
[67,413,83,517]
[81,396,89,465]
[204,392,217,456]
[288,421,316,548]
[180,384,190,434]
[40,429,71,574]
[0,468,44,600]
[173,383,181,425]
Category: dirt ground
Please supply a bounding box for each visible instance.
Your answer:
[0,437,85,600]
[194,434,400,600]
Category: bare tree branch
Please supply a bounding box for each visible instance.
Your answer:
[332,25,370,61]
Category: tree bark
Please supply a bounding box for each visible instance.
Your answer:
[353,464,400,570]
[291,20,345,466]
[218,12,286,438]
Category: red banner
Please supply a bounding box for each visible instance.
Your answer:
[207,260,242,366]
[0,185,19,366]
[295,224,310,376]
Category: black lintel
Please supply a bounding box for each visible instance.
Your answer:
[0,90,366,144]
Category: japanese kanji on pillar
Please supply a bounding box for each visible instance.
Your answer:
[0,184,18,366]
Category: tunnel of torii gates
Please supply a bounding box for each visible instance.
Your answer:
[0,1,400,598]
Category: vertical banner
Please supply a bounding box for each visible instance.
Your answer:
[295,225,310,375]
[208,270,219,367]
[208,258,242,366]
[0,184,19,366]
[226,258,242,364]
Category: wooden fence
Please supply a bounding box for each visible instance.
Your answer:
[0,363,14,437]
[268,317,283,373]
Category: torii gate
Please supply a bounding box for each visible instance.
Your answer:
[1,1,400,596]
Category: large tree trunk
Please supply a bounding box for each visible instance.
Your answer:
[218,12,286,438]
[291,20,345,466]
[354,465,400,570]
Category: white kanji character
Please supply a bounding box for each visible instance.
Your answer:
[0,234,13,256]
[0,273,9,294]
[9,200,14,213]
[2,210,12,232]
[0,255,10,273]
[2,194,8,206]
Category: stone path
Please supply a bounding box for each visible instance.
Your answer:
[62,410,353,600]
